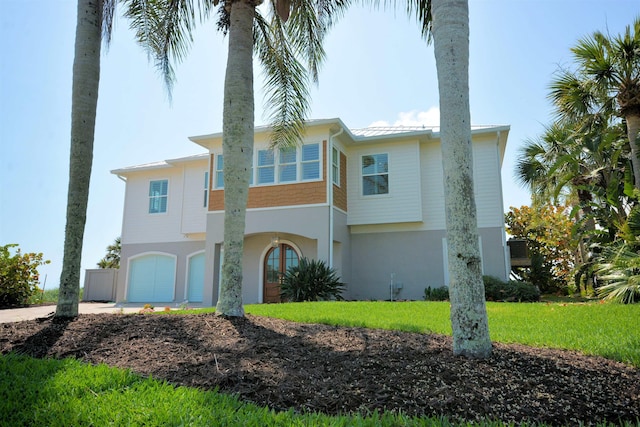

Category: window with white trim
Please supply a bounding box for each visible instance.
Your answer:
[362,153,389,196]
[279,147,297,182]
[215,153,253,188]
[332,147,340,185]
[257,149,275,184]
[149,179,168,213]
[301,143,320,180]
[215,155,224,189]
[203,171,209,207]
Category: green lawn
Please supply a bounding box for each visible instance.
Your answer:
[4,300,639,426]
[243,300,640,367]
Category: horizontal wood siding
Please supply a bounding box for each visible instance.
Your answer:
[122,169,194,244]
[333,151,347,211]
[421,136,503,230]
[473,137,503,227]
[346,140,422,225]
[421,141,446,230]
[180,160,209,234]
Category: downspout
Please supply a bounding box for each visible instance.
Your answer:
[328,127,344,268]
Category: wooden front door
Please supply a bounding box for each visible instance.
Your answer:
[263,243,299,303]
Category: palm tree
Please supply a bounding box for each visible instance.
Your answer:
[56,0,116,318]
[550,17,640,189]
[431,0,491,358]
[516,120,632,293]
[124,0,347,316]
[97,237,121,269]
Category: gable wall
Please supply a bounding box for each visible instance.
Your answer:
[121,162,207,244]
[346,139,422,225]
[180,159,209,234]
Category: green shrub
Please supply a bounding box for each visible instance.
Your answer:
[423,286,449,301]
[483,275,540,302]
[0,244,50,308]
[280,257,345,302]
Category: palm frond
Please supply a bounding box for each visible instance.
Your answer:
[102,0,117,46]
[124,0,200,97]
[255,9,310,148]
[285,0,327,83]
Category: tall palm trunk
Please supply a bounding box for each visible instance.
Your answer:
[627,114,640,189]
[216,0,255,317]
[432,0,491,358]
[56,0,102,318]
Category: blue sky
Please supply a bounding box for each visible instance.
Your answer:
[0,1,637,288]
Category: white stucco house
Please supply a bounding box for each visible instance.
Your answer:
[110,118,510,305]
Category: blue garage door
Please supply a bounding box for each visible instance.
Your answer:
[128,254,175,302]
[187,252,205,303]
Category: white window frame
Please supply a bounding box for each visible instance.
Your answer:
[257,149,276,185]
[148,179,169,214]
[301,143,321,181]
[278,146,297,183]
[203,171,209,208]
[252,142,321,186]
[214,154,224,189]
[361,153,389,196]
[332,147,340,186]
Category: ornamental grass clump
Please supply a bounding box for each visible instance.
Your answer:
[280,257,345,302]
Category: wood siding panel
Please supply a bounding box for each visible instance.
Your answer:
[333,151,347,211]
[209,142,328,211]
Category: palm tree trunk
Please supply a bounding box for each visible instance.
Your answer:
[56,0,102,318]
[216,0,255,317]
[432,0,491,358]
[627,114,640,189]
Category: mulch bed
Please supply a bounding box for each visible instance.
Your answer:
[1,312,639,425]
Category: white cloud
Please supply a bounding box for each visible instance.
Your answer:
[368,107,441,127]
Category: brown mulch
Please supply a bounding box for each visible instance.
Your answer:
[1,312,639,425]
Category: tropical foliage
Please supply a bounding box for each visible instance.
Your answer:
[505,204,576,293]
[516,17,640,302]
[97,237,121,269]
[280,257,344,302]
[482,275,540,303]
[0,244,50,308]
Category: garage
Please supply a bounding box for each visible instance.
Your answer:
[127,253,176,302]
[186,252,205,303]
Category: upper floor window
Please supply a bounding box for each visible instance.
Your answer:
[149,179,168,213]
[257,149,275,184]
[301,143,320,180]
[332,147,340,185]
[215,154,253,189]
[215,155,224,189]
[203,171,209,207]
[362,153,389,196]
[279,147,297,182]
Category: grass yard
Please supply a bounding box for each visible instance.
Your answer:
[234,300,639,367]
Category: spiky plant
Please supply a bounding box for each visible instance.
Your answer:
[280,257,344,302]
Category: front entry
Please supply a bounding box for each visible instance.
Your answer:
[263,243,299,303]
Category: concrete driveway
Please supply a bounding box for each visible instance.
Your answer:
[0,303,147,324]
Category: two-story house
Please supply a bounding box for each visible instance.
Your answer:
[111,118,510,305]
